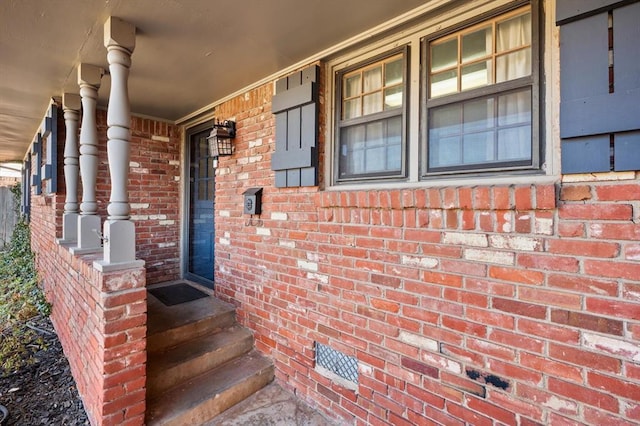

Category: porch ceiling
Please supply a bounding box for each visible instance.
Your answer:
[0,0,431,163]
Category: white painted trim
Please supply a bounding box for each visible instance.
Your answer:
[544,0,561,177]
[179,125,188,280]
[180,120,215,283]
[93,259,145,273]
[69,246,102,255]
[327,174,559,192]
[179,110,217,131]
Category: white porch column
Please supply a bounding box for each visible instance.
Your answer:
[99,16,142,269]
[59,93,81,243]
[73,64,104,253]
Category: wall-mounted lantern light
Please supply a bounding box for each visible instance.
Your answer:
[207,120,236,158]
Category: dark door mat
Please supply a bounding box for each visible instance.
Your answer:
[149,283,210,306]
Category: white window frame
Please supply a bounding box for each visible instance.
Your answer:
[325,0,557,190]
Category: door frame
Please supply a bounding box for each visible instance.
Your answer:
[181,120,215,287]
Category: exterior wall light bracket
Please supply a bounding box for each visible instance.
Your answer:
[208,120,236,158]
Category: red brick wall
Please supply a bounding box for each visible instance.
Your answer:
[213,75,640,425]
[30,191,147,425]
[127,115,182,284]
[29,107,183,425]
[39,108,182,284]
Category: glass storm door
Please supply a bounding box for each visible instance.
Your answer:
[186,128,215,287]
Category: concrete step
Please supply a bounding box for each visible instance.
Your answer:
[147,287,236,353]
[147,326,254,397]
[146,350,275,426]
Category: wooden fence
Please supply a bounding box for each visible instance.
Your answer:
[0,185,18,250]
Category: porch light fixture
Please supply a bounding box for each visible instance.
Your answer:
[207,120,236,158]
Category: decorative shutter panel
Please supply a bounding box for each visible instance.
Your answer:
[556,0,630,24]
[271,65,319,188]
[22,159,31,219]
[41,104,58,194]
[31,135,42,195]
[558,0,640,173]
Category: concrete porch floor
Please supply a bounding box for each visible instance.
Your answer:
[207,381,340,425]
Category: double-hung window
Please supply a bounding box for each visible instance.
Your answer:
[424,5,537,175]
[335,50,408,182]
[330,1,540,186]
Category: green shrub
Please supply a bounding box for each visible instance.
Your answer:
[0,185,51,376]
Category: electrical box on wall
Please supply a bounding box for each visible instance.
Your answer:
[243,187,263,215]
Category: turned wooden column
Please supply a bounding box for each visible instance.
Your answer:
[99,16,142,268]
[60,93,81,243]
[74,64,103,253]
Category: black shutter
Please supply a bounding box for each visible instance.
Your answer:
[22,158,31,219]
[558,1,640,173]
[41,104,58,194]
[271,65,319,188]
[31,135,42,195]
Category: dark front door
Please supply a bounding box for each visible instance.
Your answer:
[186,125,215,287]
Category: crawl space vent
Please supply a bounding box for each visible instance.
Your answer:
[315,342,358,385]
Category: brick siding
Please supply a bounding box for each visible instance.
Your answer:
[29,107,182,425]
[27,68,639,425]
[213,74,640,425]
[38,108,183,284]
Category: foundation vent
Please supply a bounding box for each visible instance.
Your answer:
[315,342,358,385]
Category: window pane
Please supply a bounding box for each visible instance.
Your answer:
[429,105,462,168]
[498,126,531,161]
[462,26,491,63]
[496,49,531,82]
[461,61,490,91]
[344,98,361,119]
[429,7,532,98]
[431,70,458,98]
[207,179,215,200]
[497,12,531,52]
[364,121,385,172]
[428,89,532,170]
[198,181,207,200]
[497,88,532,162]
[386,117,402,169]
[363,92,383,115]
[384,86,403,109]
[464,97,494,133]
[385,59,403,86]
[339,116,402,177]
[345,74,361,98]
[430,135,462,167]
[431,38,458,72]
[463,131,495,164]
[340,125,365,176]
[337,53,405,180]
[364,67,383,92]
[431,103,462,136]
[498,89,531,126]
[424,6,535,174]
[342,54,404,119]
